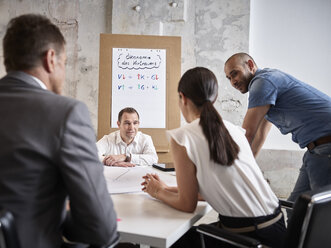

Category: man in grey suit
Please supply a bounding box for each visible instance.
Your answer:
[0,14,119,248]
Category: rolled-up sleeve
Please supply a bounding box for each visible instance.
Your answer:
[96,136,109,162]
[248,78,277,109]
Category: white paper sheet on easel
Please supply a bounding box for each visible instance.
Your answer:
[111,48,166,128]
[103,166,176,194]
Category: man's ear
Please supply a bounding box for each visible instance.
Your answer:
[247,59,255,72]
[43,48,56,73]
[117,121,120,128]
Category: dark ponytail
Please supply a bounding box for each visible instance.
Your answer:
[178,67,240,166]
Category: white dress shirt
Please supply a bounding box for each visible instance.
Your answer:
[96,130,158,166]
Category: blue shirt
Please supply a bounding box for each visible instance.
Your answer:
[248,68,331,148]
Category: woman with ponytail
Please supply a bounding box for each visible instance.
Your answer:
[142,67,286,247]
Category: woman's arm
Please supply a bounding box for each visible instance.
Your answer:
[142,138,199,212]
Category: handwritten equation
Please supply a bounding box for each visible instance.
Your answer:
[117,73,160,91]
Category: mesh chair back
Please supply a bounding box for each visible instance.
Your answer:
[284,185,331,248]
[300,190,331,248]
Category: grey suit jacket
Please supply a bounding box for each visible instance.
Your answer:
[0,71,119,248]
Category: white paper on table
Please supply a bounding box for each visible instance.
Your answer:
[103,166,177,194]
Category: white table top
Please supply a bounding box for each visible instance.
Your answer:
[108,168,211,248]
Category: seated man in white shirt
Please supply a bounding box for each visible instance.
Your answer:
[97,107,158,167]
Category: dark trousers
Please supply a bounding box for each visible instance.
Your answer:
[171,207,286,248]
[287,144,331,223]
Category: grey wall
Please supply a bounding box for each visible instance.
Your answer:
[0,0,249,128]
[0,0,112,128]
[0,0,301,198]
[112,0,250,125]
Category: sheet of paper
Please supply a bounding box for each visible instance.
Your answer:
[103,166,176,194]
[111,48,166,128]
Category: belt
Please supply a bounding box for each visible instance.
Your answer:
[307,135,331,151]
[220,212,283,233]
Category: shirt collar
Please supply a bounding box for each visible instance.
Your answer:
[115,131,140,145]
[29,74,47,90]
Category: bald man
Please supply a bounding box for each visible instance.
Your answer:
[224,52,331,208]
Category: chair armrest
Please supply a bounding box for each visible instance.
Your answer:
[279,199,294,209]
[0,208,21,248]
[196,224,262,248]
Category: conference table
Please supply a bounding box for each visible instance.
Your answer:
[104,166,212,248]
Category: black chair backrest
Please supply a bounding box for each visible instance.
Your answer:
[0,208,20,248]
[284,185,331,248]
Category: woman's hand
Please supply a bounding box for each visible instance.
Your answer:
[150,173,169,190]
[140,138,198,212]
[141,173,167,198]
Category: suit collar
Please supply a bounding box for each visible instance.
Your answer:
[3,71,45,89]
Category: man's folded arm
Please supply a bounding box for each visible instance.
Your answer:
[131,136,158,165]
[96,136,108,163]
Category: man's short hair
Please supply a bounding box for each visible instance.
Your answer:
[118,107,140,122]
[225,52,257,67]
[3,14,65,72]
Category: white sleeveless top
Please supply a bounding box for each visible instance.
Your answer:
[167,119,279,217]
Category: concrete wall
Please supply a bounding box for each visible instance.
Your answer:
[256,149,303,198]
[0,0,112,128]
[0,0,301,198]
[112,0,250,125]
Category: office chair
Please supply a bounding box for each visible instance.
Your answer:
[197,185,331,248]
[0,208,20,248]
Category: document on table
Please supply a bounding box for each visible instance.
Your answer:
[103,166,177,194]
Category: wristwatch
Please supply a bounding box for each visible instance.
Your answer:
[125,153,131,162]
